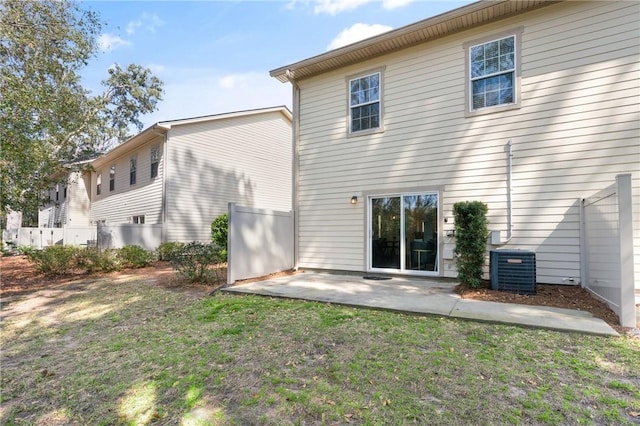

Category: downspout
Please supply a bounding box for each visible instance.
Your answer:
[285,70,300,271]
[494,140,514,245]
[506,139,513,242]
[161,131,168,244]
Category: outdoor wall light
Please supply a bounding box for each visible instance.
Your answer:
[351,195,358,205]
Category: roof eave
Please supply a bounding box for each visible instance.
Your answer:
[271,0,560,83]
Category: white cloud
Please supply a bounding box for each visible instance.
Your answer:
[327,23,392,50]
[382,0,413,9]
[147,64,166,74]
[140,69,291,127]
[126,13,165,35]
[126,20,142,35]
[97,34,131,52]
[314,0,372,15]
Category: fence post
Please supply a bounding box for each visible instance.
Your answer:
[579,198,588,288]
[227,203,236,285]
[617,174,635,327]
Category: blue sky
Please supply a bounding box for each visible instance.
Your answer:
[81,0,474,128]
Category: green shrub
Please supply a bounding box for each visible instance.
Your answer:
[116,245,154,269]
[169,242,224,283]
[16,245,36,257]
[210,214,228,262]
[453,201,489,288]
[27,245,81,276]
[156,241,185,262]
[76,248,118,273]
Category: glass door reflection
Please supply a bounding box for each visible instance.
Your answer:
[404,194,438,271]
[371,196,401,269]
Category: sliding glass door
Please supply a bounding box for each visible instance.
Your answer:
[369,192,438,274]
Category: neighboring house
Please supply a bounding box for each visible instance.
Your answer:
[38,168,92,229]
[270,0,639,285]
[88,106,292,243]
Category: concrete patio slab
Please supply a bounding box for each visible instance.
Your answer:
[223,271,619,336]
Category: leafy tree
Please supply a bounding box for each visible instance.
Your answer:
[0,0,163,221]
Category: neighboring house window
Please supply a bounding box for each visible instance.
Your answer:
[96,172,102,195]
[63,186,67,199]
[55,185,59,201]
[466,30,521,115]
[150,146,159,178]
[348,71,382,134]
[132,215,145,224]
[109,165,115,191]
[130,157,137,185]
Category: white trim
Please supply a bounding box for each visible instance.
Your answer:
[366,190,441,276]
[346,66,386,137]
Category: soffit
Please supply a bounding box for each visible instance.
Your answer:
[271,0,560,83]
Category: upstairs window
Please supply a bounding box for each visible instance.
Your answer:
[466,31,521,115]
[109,165,115,191]
[96,173,102,195]
[349,71,382,134]
[150,146,159,178]
[129,157,137,185]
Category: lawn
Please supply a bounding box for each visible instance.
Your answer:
[1,274,639,425]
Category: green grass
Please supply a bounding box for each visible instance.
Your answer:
[1,277,639,425]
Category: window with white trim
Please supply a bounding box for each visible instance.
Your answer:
[349,72,381,133]
[132,215,145,224]
[129,157,137,185]
[150,146,159,178]
[96,172,102,195]
[469,35,515,111]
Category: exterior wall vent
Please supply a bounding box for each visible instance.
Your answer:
[490,250,536,294]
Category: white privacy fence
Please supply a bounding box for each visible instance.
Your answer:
[96,223,162,251]
[227,203,294,284]
[581,174,636,328]
[3,227,65,249]
[3,224,160,251]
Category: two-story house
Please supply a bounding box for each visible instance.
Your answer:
[270,0,639,286]
[36,106,292,248]
[89,106,293,244]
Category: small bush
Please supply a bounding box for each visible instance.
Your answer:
[27,245,81,276]
[157,241,185,262]
[16,245,36,257]
[116,245,154,269]
[169,242,224,283]
[210,214,228,262]
[76,248,118,273]
[453,201,489,288]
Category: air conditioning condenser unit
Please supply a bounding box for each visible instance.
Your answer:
[490,250,536,294]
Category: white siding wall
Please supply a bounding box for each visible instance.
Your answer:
[66,171,91,227]
[296,1,640,284]
[90,135,165,226]
[165,111,292,242]
[39,181,70,227]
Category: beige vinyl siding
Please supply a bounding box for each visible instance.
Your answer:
[164,111,292,242]
[90,135,164,225]
[295,1,640,284]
